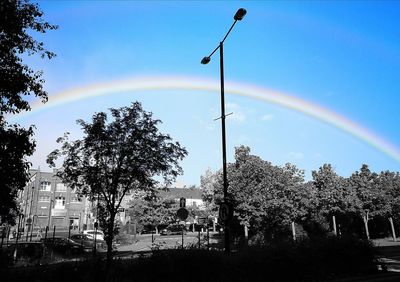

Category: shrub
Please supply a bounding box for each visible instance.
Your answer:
[0,236,378,282]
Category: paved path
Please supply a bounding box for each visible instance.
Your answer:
[373,238,400,248]
[372,238,400,273]
[331,272,400,282]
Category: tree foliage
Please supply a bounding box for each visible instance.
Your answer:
[47,102,187,262]
[375,171,400,218]
[0,0,56,224]
[203,145,400,242]
[349,164,389,219]
[311,164,357,218]
[0,123,35,224]
[1,0,57,114]
[129,193,178,231]
[205,145,309,240]
[200,168,221,218]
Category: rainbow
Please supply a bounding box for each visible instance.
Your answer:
[9,75,400,162]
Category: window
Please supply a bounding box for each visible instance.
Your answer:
[38,196,50,202]
[54,196,65,209]
[39,181,51,191]
[56,183,66,192]
[70,195,82,203]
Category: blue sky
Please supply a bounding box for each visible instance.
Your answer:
[12,1,400,187]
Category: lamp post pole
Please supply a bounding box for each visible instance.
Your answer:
[47,196,53,229]
[219,41,227,203]
[201,8,247,253]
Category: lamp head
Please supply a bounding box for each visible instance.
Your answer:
[234,8,247,21]
[201,56,211,64]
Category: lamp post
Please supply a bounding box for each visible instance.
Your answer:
[201,8,247,253]
[47,195,53,228]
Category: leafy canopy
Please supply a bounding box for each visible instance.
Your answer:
[129,194,178,228]
[0,124,35,223]
[312,164,350,216]
[47,102,187,260]
[203,145,308,237]
[349,164,390,218]
[1,0,57,115]
[0,0,56,224]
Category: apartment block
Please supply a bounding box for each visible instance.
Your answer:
[18,169,88,231]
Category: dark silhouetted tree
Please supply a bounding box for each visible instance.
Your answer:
[47,102,187,263]
[0,0,56,224]
[0,124,35,224]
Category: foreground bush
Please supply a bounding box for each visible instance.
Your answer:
[1,236,378,282]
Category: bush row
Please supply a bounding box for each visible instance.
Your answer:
[1,236,380,282]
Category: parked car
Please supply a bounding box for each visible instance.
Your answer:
[188,223,218,232]
[70,234,105,250]
[139,225,156,235]
[83,230,105,241]
[160,224,187,236]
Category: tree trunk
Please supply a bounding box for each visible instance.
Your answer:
[363,215,370,240]
[244,225,248,246]
[133,219,137,242]
[106,213,116,265]
[332,215,337,236]
[155,226,158,235]
[389,217,397,242]
[291,221,296,241]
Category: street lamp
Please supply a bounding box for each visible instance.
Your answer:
[201,8,246,253]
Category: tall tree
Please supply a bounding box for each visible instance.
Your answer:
[212,145,308,241]
[229,146,270,231]
[312,164,348,236]
[129,194,178,234]
[376,171,400,241]
[200,168,220,216]
[0,124,35,224]
[0,0,56,224]
[349,164,387,239]
[47,102,187,263]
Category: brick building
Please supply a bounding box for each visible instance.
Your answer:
[18,169,88,232]
[18,169,205,232]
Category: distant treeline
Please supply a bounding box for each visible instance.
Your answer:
[201,145,400,243]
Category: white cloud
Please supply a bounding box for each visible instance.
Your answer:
[192,114,215,131]
[287,151,304,160]
[261,114,273,121]
[313,153,322,159]
[226,103,246,123]
[235,135,251,145]
[230,112,246,123]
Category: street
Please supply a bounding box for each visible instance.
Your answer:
[116,231,221,253]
